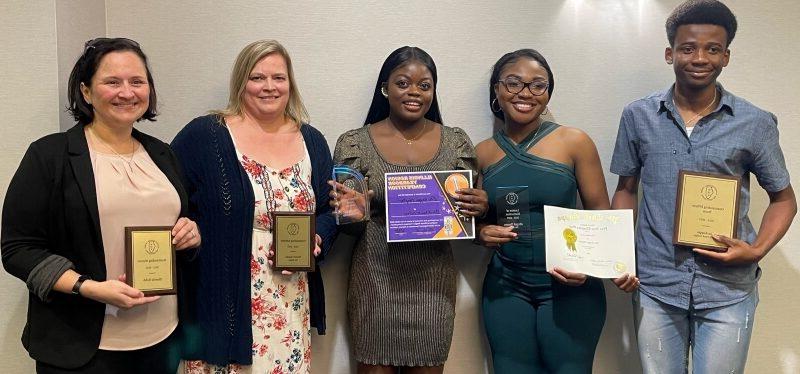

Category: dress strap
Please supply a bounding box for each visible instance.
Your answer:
[493,130,521,159]
[518,121,559,151]
[493,121,560,157]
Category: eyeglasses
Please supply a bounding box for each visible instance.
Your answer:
[83,37,141,54]
[498,78,549,96]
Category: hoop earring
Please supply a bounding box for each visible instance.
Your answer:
[542,106,549,115]
[381,86,389,98]
[491,98,502,113]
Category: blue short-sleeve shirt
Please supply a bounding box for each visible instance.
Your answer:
[610,84,790,310]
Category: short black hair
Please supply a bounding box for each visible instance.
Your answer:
[489,49,554,121]
[67,38,158,126]
[363,46,443,126]
[666,0,737,46]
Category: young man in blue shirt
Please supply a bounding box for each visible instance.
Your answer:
[610,1,797,372]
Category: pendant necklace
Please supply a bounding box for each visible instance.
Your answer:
[389,118,427,145]
[674,89,717,127]
[88,125,136,165]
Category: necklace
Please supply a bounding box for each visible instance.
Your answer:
[505,122,543,146]
[88,125,136,165]
[388,118,427,145]
[674,89,717,127]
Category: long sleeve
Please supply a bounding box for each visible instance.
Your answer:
[310,133,337,261]
[2,142,59,282]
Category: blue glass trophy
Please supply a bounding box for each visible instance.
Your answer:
[331,165,371,225]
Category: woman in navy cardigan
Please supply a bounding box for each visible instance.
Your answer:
[171,40,336,372]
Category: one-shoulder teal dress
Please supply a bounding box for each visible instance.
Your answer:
[481,122,606,374]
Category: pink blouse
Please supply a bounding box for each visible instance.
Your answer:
[88,133,180,351]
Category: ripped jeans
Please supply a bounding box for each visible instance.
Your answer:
[633,289,758,374]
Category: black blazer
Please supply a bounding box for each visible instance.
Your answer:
[1,124,188,369]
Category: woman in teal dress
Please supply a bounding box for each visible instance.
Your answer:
[475,49,639,373]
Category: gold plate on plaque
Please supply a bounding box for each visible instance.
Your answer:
[272,212,315,272]
[673,171,741,251]
[125,226,176,295]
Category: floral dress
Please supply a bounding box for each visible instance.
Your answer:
[186,144,315,374]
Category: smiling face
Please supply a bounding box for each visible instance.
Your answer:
[667,24,730,91]
[494,57,550,127]
[80,51,150,128]
[242,53,290,120]
[384,60,434,123]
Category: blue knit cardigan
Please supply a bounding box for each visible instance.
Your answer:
[171,115,337,366]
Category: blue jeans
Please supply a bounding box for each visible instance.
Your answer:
[633,289,758,374]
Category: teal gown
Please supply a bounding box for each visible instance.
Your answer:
[481,122,606,374]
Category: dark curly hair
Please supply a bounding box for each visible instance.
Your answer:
[67,38,158,126]
[666,0,737,46]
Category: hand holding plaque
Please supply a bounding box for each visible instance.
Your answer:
[331,165,371,225]
[125,226,177,296]
[272,212,316,272]
[673,170,741,251]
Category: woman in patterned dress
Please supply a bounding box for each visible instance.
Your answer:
[331,46,487,374]
[172,40,336,373]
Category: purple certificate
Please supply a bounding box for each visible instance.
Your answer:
[385,170,475,242]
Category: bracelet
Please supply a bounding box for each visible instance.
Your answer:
[71,274,91,295]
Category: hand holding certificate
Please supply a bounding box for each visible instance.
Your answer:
[544,206,636,279]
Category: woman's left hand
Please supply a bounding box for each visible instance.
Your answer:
[172,217,201,250]
[548,266,588,287]
[454,188,488,218]
[269,234,322,275]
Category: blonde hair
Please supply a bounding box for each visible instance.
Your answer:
[213,40,309,124]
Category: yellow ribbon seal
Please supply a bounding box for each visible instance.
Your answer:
[563,228,577,252]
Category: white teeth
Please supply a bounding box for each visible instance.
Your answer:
[513,103,533,110]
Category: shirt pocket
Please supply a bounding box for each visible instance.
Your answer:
[640,143,677,184]
[704,145,747,175]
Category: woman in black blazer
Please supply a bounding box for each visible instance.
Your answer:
[1,38,200,374]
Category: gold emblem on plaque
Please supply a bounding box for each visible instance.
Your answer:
[144,240,159,255]
[700,185,718,200]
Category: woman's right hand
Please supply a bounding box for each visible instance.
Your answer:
[79,274,160,309]
[328,179,374,222]
[478,225,517,247]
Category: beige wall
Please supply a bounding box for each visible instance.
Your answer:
[1,1,797,372]
[0,1,58,373]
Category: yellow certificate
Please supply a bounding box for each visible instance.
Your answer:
[673,171,741,251]
[272,212,315,272]
[125,226,176,295]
